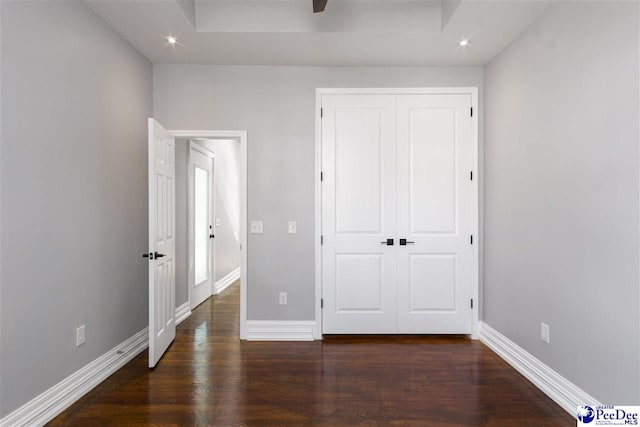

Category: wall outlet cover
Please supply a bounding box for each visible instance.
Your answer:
[288,221,297,234]
[279,292,287,305]
[250,220,263,234]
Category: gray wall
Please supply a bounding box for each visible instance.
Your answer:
[0,0,152,417]
[175,139,190,306]
[0,0,4,412]
[174,139,241,308]
[153,65,483,320]
[484,1,639,404]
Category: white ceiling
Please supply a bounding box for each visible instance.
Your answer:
[85,0,551,66]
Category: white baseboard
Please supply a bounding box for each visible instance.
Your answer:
[246,320,316,341]
[479,322,601,417]
[0,328,148,427]
[175,301,192,326]
[214,267,240,295]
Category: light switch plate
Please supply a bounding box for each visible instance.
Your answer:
[215,217,222,226]
[250,220,264,234]
[541,323,550,344]
[76,325,85,347]
[288,221,297,234]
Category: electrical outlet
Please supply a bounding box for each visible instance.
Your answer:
[541,323,550,344]
[76,325,86,347]
[279,292,287,305]
[250,220,263,234]
[288,221,297,234]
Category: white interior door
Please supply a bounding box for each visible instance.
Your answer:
[189,144,214,309]
[321,94,397,333]
[396,94,474,334]
[321,92,476,335]
[148,118,176,368]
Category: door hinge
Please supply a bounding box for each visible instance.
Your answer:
[470,107,473,117]
[470,171,473,181]
[471,299,474,309]
[321,235,324,245]
[320,171,324,181]
[321,298,324,308]
[320,108,323,118]
[470,235,473,245]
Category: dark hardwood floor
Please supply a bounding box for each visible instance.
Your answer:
[49,283,574,426]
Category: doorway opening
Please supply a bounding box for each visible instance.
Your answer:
[172,130,248,339]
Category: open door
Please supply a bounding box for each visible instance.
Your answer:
[189,142,215,309]
[147,118,176,368]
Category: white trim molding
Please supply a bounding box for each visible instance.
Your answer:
[0,328,148,427]
[215,267,240,295]
[175,301,192,326]
[246,321,317,341]
[479,322,601,417]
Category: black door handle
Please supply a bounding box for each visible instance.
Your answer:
[154,252,166,258]
[399,239,415,246]
[142,253,152,259]
[210,234,215,239]
[380,238,394,246]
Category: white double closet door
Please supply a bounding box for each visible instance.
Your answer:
[321,93,476,334]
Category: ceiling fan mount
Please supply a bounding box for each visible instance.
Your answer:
[313,0,328,13]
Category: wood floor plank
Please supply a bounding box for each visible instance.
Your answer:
[48,282,574,426]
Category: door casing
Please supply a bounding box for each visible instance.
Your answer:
[314,88,480,339]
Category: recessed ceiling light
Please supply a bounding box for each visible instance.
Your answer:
[459,38,470,47]
[166,36,177,45]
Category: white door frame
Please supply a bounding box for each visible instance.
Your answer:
[314,87,480,339]
[188,141,216,309]
[171,130,248,339]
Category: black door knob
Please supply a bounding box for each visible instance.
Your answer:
[210,234,215,239]
[154,252,166,258]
